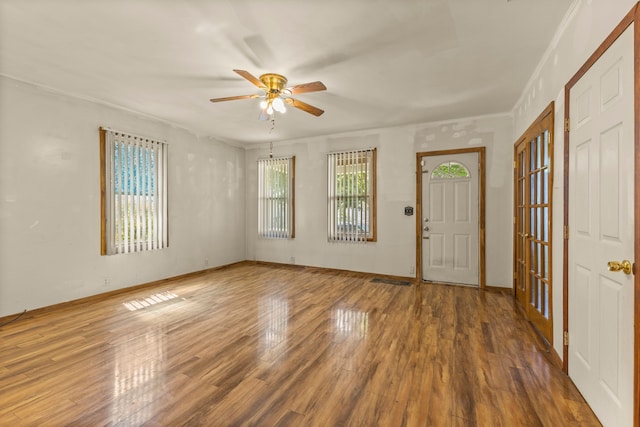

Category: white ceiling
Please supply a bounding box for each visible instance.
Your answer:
[0,0,573,146]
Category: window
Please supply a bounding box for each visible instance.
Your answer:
[100,128,168,255]
[257,156,295,239]
[431,161,470,179]
[327,148,376,242]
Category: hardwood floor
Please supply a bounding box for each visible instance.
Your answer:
[0,262,600,426]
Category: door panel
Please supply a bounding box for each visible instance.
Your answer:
[575,142,591,234]
[599,275,622,397]
[573,264,591,365]
[454,181,470,222]
[453,234,469,269]
[600,125,622,240]
[567,24,634,427]
[430,182,445,222]
[429,234,445,267]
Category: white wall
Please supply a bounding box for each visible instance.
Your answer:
[245,114,513,287]
[512,0,638,359]
[0,77,246,317]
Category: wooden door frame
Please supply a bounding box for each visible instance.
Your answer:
[415,147,486,289]
[563,3,640,425]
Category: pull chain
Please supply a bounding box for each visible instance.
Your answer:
[267,115,275,158]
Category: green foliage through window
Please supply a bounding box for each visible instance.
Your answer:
[431,161,470,179]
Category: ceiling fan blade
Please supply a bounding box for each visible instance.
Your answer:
[285,98,325,116]
[233,69,266,89]
[287,81,327,95]
[209,94,260,103]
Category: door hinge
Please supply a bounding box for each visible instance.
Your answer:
[563,331,569,346]
[513,272,517,280]
[513,160,517,169]
[565,118,570,132]
[564,225,569,239]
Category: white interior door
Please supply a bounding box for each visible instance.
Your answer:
[568,25,634,427]
[421,152,479,286]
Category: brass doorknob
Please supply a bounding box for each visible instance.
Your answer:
[607,260,633,275]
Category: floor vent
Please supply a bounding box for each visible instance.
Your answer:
[370,278,411,286]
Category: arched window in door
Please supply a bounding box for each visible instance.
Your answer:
[430,161,470,179]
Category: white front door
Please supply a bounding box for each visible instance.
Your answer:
[568,25,634,427]
[421,152,479,286]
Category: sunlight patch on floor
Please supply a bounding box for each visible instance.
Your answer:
[122,291,179,311]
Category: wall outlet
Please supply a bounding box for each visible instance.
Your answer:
[409,266,415,275]
[204,258,209,267]
[290,256,295,264]
[104,278,110,285]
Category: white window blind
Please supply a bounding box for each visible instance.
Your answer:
[101,128,168,255]
[327,148,376,242]
[258,156,294,239]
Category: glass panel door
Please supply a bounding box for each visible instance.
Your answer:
[513,103,554,343]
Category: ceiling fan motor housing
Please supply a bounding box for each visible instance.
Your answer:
[260,73,288,94]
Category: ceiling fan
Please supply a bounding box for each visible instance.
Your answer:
[210,69,326,120]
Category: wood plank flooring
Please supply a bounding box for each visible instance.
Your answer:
[0,262,600,426]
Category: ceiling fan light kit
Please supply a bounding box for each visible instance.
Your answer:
[210,69,326,120]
